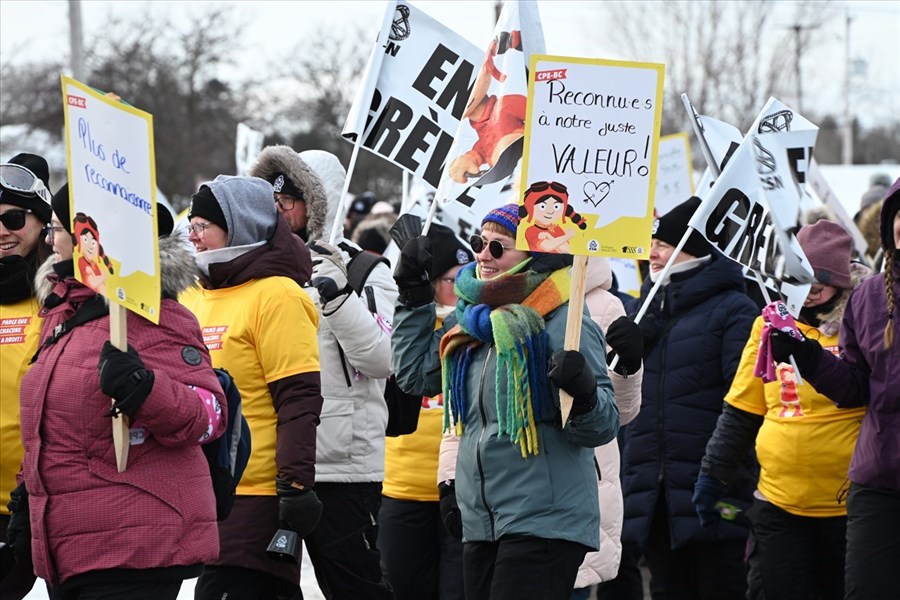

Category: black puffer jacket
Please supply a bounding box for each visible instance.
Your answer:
[622,252,758,549]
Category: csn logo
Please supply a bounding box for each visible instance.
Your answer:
[384,4,411,57]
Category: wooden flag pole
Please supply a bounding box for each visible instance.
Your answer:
[559,255,589,425]
[109,304,130,472]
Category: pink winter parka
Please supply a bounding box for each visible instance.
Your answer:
[20,250,225,586]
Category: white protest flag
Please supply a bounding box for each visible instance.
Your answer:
[235,123,265,176]
[697,114,743,172]
[342,2,484,190]
[436,0,545,207]
[689,129,815,315]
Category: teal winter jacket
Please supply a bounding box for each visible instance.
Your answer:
[392,300,619,550]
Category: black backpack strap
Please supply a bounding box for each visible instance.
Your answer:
[30,295,109,364]
[342,245,389,298]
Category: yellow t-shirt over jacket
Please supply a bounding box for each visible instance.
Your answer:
[182,276,319,496]
[726,316,865,517]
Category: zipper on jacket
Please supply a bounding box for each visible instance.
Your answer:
[476,345,496,540]
[656,337,667,485]
[337,344,352,387]
[656,289,673,487]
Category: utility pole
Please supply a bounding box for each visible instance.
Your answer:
[68,0,85,81]
[789,21,820,115]
[792,24,804,113]
[842,11,854,165]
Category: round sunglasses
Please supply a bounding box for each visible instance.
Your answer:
[0,209,34,231]
[469,234,516,259]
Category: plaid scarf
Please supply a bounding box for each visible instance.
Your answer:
[439,262,570,456]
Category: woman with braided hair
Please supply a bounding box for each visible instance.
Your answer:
[771,177,900,599]
[391,203,624,600]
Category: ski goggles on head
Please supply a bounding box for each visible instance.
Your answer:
[469,234,516,259]
[0,209,34,231]
[525,180,567,195]
[0,164,52,203]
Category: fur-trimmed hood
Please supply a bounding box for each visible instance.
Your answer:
[249,145,330,241]
[34,232,200,305]
[813,261,872,337]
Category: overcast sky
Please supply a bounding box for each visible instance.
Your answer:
[1,0,899,127]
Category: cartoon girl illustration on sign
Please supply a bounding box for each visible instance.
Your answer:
[521,181,587,253]
[74,212,114,294]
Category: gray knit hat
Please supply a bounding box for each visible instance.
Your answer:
[202,175,277,247]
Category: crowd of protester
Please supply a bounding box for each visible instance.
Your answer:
[1,148,897,600]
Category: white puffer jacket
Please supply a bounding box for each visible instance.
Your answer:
[254,148,399,482]
[575,257,642,587]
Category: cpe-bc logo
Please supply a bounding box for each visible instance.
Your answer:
[67,95,87,109]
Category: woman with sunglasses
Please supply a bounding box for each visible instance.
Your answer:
[0,153,53,599]
[391,203,620,600]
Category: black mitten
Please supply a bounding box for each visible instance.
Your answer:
[276,478,323,538]
[605,316,643,376]
[548,350,597,416]
[770,329,823,373]
[692,475,728,530]
[394,236,434,308]
[6,483,32,566]
[98,342,154,418]
[438,480,462,540]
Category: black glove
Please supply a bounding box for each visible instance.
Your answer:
[605,316,643,376]
[7,483,32,565]
[770,329,823,373]
[98,342,155,418]
[438,480,462,540]
[394,236,434,308]
[307,240,351,306]
[548,350,597,417]
[276,478,323,538]
[692,474,728,530]
[637,315,659,357]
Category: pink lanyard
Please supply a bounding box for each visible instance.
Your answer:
[754,301,803,383]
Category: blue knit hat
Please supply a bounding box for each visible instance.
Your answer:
[481,203,520,236]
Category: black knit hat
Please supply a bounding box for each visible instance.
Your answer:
[270,172,304,200]
[51,183,71,233]
[428,222,473,280]
[188,186,228,232]
[652,196,711,258]
[1,153,53,224]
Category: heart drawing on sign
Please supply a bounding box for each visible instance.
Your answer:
[583,181,613,208]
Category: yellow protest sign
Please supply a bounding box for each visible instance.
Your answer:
[517,55,665,258]
[61,75,161,323]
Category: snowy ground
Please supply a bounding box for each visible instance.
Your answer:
[22,541,325,599]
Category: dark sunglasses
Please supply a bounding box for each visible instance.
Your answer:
[469,234,515,259]
[526,180,567,195]
[0,209,33,231]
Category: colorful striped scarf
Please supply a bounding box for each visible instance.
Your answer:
[439,262,570,456]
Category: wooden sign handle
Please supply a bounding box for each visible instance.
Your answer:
[109,304,130,472]
[559,255,588,425]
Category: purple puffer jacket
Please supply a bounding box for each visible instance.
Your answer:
[20,277,226,585]
[806,180,900,491]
